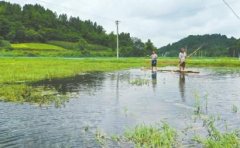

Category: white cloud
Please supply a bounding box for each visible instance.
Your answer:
[7,0,240,47]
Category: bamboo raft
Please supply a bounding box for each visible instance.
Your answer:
[157,69,200,73]
[141,68,200,73]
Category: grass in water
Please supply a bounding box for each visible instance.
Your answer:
[95,128,108,146]
[130,78,150,86]
[0,58,144,105]
[194,93,202,115]
[232,105,238,113]
[124,123,177,148]
[193,117,240,148]
[0,84,68,107]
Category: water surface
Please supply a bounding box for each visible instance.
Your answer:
[1,67,240,147]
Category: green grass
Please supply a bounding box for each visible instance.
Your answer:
[11,43,66,51]
[0,84,68,107]
[129,78,150,86]
[124,123,177,148]
[48,40,113,51]
[0,57,239,104]
[47,41,80,50]
[0,58,144,84]
[193,117,240,148]
[3,42,115,57]
[0,48,83,57]
[0,57,143,104]
[0,57,239,84]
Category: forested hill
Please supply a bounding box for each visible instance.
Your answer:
[0,1,157,57]
[158,34,240,57]
[1,2,239,57]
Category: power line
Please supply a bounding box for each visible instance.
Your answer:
[222,0,240,21]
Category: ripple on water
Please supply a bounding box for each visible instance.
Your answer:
[0,67,240,147]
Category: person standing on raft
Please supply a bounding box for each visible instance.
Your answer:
[151,51,158,72]
[179,48,187,71]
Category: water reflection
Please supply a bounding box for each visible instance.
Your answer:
[1,68,240,147]
[179,73,186,102]
[116,72,120,101]
[32,72,106,95]
[151,71,157,92]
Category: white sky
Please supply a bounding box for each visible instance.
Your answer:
[6,0,240,47]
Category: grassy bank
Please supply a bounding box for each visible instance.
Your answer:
[0,58,144,83]
[0,57,144,104]
[0,57,239,84]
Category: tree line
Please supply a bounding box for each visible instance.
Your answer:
[0,1,157,57]
[158,34,240,57]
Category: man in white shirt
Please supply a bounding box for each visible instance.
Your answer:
[151,51,158,72]
[179,48,187,71]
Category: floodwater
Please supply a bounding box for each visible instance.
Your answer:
[0,67,240,147]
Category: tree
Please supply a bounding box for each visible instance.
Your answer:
[0,18,11,38]
[0,1,153,57]
[158,34,237,57]
[145,39,156,55]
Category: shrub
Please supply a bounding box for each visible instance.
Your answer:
[0,40,12,50]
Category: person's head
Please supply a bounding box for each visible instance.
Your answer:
[152,51,156,54]
[180,48,185,53]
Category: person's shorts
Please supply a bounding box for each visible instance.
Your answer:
[152,60,157,66]
[180,62,185,67]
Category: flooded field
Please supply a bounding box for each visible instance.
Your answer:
[0,67,240,147]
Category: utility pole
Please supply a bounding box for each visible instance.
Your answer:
[115,20,120,59]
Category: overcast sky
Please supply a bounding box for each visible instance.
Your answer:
[6,0,240,47]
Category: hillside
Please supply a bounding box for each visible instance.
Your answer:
[0,43,115,57]
[158,34,240,57]
[0,1,156,57]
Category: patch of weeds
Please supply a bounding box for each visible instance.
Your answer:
[204,94,209,113]
[111,135,121,143]
[0,84,68,107]
[123,106,129,117]
[95,129,107,146]
[129,78,150,86]
[193,117,240,148]
[232,105,238,113]
[124,122,177,148]
[194,93,202,115]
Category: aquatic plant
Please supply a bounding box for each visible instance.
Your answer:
[111,135,121,143]
[204,94,209,113]
[193,117,240,148]
[94,116,240,147]
[194,93,202,115]
[129,78,150,86]
[0,84,68,107]
[123,106,129,117]
[124,122,177,148]
[232,105,238,113]
[95,129,107,146]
